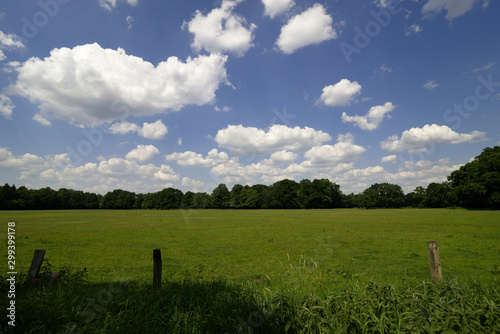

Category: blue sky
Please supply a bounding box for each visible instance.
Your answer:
[0,0,499,195]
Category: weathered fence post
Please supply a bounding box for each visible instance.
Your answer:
[153,249,162,289]
[25,249,45,286]
[427,241,442,282]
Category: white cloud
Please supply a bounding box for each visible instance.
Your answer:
[153,164,180,182]
[109,121,140,135]
[214,105,232,112]
[380,64,392,73]
[471,62,494,73]
[166,149,230,167]
[262,0,295,18]
[33,114,52,126]
[9,43,228,127]
[125,145,160,163]
[319,79,362,107]
[372,0,392,8]
[138,120,168,140]
[381,155,397,163]
[215,124,332,155]
[0,94,14,119]
[405,23,423,36]
[0,145,184,194]
[342,102,395,131]
[0,30,25,63]
[0,31,25,50]
[183,0,257,56]
[276,4,337,54]
[0,147,45,170]
[381,124,488,152]
[423,79,439,90]
[126,15,134,30]
[109,120,167,140]
[181,177,206,192]
[422,0,475,20]
[99,0,138,11]
[303,133,366,167]
[268,150,298,166]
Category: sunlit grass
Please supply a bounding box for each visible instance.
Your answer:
[1,208,498,284]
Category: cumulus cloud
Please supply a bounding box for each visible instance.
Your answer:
[183,0,257,56]
[139,120,168,140]
[276,4,337,54]
[0,146,45,170]
[0,94,15,119]
[381,124,487,152]
[151,164,178,182]
[0,145,183,194]
[319,79,362,107]
[181,177,206,192]
[125,145,160,163]
[99,0,138,11]
[215,124,332,155]
[166,149,230,167]
[109,120,168,140]
[341,102,395,131]
[0,31,25,61]
[381,155,398,163]
[262,0,295,18]
[303,133,366,167]
[422,0,475,20]
[8,43,228,127]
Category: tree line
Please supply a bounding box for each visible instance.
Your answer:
[1,146,499,210]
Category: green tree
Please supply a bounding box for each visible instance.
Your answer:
[448,146,500,208]
[406,186,426,208]
[229,184,244,209]
[363,183,405,208]
[424,182,451,208]
[160,188,183,209]
[181,191,195,209]
[241,187,259,209]
[211,184,230,209]
[269,179,300,209]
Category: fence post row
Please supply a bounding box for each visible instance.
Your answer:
[153,249,162,289]
[427,241,443,282]
[23,245,442,287]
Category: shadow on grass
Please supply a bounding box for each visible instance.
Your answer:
[2,274,500,334]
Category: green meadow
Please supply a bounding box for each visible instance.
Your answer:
[1,209,500,333]
[2,208,499,283]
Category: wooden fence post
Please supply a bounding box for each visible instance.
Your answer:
[153,249,162,289]
[427,241,442,282]
[25,249,45,286]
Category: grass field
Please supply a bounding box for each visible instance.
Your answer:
[1,208,499,284]
[1,209,500,333]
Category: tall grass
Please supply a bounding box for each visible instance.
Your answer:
[2,272,499,333]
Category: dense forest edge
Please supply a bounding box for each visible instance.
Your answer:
[1,146,499,210]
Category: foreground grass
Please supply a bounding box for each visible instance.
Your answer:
[1,209,499,332]
[2,274,499,333]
